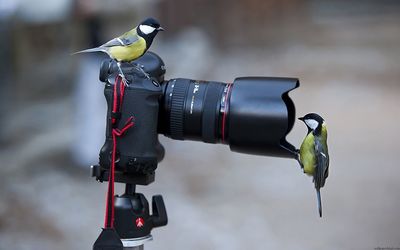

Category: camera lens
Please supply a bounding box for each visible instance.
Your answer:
[159,77,299,158]
[159,79,228,143]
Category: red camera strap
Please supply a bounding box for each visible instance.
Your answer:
[104,76,134,229]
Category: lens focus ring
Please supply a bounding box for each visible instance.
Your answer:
[169,79,190,139]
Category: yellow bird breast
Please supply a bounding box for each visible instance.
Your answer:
[108,37,146,62]
[300,133,316,176]
[300,124,328,176]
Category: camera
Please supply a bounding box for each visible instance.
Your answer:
[91,52,300,248]
[95,52,299,185]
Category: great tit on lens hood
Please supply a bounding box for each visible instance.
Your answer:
[298,113,329,217]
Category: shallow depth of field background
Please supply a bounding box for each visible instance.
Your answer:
[1,0,400,249]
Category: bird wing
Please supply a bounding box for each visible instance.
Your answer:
[314,138,329,189]
[101,29,139,48]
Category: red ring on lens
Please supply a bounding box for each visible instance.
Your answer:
[221,83,233,143]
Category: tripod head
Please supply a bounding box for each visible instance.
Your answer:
[92,182,167,250]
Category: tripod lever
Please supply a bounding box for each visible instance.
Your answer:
[150,195,168,228]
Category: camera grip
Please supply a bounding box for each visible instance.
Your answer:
[99,78,163,177]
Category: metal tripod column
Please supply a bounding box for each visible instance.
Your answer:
[125,246,143,250]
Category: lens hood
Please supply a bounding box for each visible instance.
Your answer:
[227,77,299,158]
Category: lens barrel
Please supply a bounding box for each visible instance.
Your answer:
[159,77,299,158]
[159,79,227,143]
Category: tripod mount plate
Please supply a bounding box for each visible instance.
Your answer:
[91,165,155,185]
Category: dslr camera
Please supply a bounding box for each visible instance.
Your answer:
[91,52,299,249]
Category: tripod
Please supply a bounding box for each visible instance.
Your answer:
[91,165,168,250]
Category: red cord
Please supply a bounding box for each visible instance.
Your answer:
[112,76,126,125]
[104,76,134,228]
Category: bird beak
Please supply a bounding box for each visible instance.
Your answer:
[298,117,304,121]
[157,27,165,31]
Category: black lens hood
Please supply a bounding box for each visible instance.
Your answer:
[227,77,299,158]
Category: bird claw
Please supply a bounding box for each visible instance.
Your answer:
[118,74,129,86]
[132,63,150,79]
[294,150,303,169]
[116,62,129,85]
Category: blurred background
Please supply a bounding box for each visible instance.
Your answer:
[1,0,400,249]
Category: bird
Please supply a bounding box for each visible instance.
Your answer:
[73,17,164,82]
[298,113,329,217]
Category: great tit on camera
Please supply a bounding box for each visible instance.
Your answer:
[74,17,164,81]
[298,113,329,217]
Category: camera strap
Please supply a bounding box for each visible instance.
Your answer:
[104,76,135,229]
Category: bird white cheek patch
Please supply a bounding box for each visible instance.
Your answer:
[139,25,156,35]
[305,119,318,130]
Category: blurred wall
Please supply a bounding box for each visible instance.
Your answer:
[1,0,400,250]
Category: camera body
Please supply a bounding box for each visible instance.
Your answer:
[99,66,164,179]
[95,52,299,186]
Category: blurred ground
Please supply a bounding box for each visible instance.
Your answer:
[1,1,400,250]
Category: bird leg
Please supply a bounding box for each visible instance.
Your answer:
[132,63,150,79]
[116,62,128,85]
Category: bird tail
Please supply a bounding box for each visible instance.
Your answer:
[71,47,106,55]
[316,188,322,217]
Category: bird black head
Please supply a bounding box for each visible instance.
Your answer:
[137,17,164,36]
[137,17,164,49]
[298,113,325,134]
